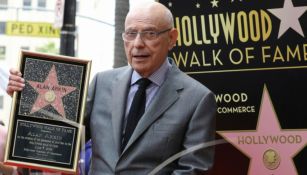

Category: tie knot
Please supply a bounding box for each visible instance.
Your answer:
[137,78,151,89]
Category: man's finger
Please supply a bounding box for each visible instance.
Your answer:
[8,74,25,84]
[8,79,25,88]
[6,69,25,97]
[9,68,22,76]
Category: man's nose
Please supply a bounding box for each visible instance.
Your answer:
[133,33,145,47]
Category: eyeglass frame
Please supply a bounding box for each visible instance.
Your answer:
[122,28,172,42]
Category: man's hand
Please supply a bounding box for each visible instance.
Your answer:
[6,69,25,97]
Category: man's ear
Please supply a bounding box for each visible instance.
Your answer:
[168,28,178,50]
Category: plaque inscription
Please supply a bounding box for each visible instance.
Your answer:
[13,120,75,165]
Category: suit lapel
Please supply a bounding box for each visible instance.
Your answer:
[122,65,184,153]
[112,67,132,154]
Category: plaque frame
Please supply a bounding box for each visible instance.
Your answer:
[4,50,91,173]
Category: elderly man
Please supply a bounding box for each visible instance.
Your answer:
[7,2,216,174]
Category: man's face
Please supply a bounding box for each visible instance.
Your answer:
[124,12,177,77]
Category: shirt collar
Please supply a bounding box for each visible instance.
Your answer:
[131,58,171,87]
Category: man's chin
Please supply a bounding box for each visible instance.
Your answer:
[132,59,148,66]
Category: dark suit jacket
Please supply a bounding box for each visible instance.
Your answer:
[85,59,216,174]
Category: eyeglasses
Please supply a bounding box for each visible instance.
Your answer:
[122,28,172,42]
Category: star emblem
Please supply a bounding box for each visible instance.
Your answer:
[168,2,172,7]
[27,65,76,118]
[267,0,307,38]
[210,0,219,8]
[211,0,219,8]
[196,3,200,8]
[218,86,307,175]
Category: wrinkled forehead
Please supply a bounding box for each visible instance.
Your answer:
[125,15,160,30]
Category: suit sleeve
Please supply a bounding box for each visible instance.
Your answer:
[172,92,216,175]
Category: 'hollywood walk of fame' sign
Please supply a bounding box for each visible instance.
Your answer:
[4,50,91,173]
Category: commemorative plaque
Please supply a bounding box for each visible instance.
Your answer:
[4,50,91,173]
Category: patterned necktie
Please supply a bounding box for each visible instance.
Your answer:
[121,78,151,152]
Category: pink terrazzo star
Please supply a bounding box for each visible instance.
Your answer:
[218,86,307,175]
[28,65,76,118]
